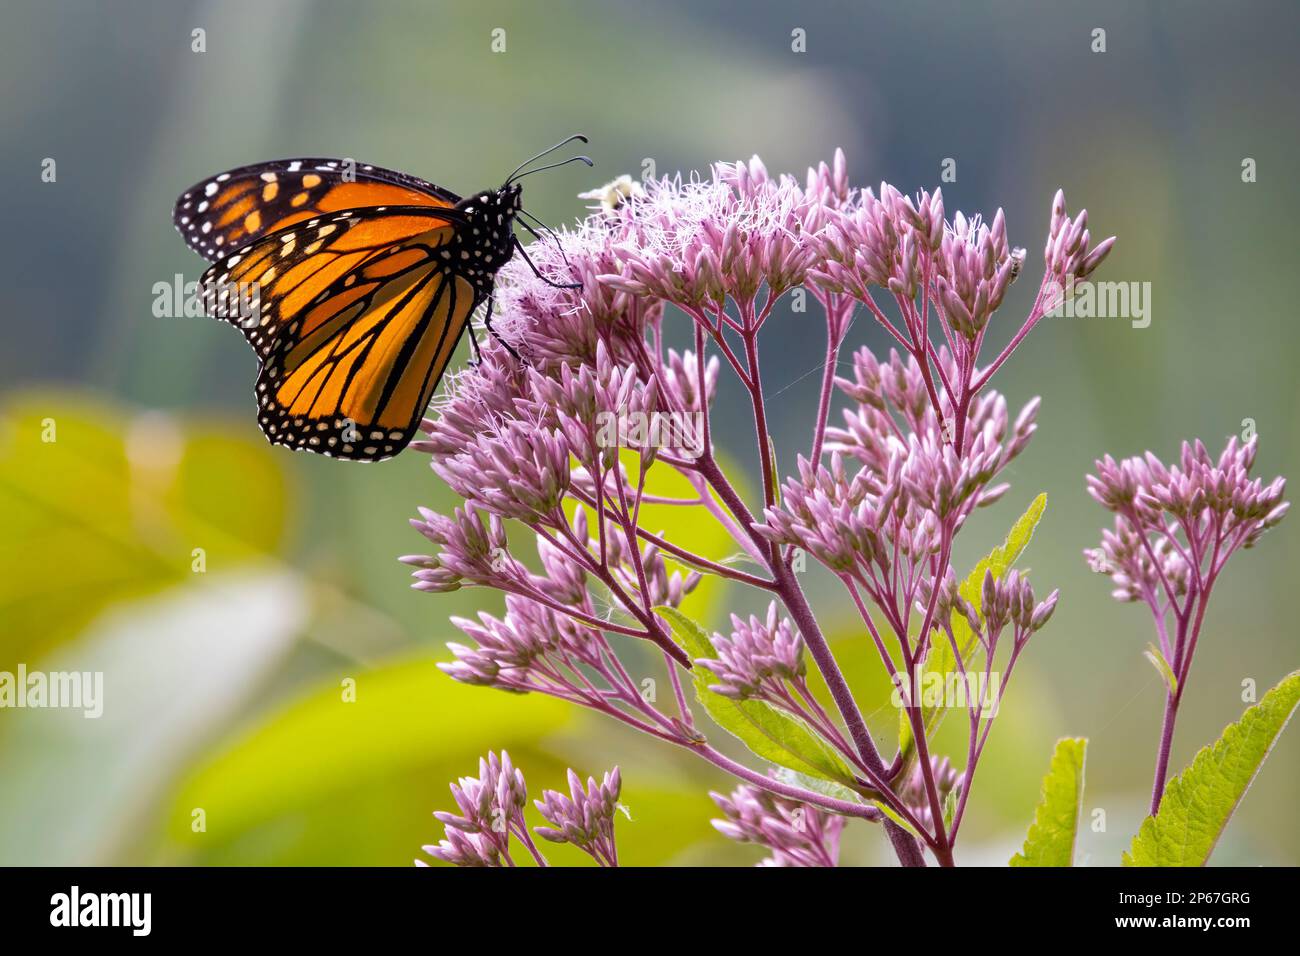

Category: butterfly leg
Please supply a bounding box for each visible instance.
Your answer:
[513,234,581,290]
[466,319,485,367]
[475,292,527,366]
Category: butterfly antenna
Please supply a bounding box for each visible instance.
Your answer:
[510,155,594,183]
[505,134,589,184]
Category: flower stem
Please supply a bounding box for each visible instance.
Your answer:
[772,562,883,767]
[1150,691,1179,815]
[808,295,852,465]
[696,428,928,867]
[514,822,550,867]
[697,744,882,820]
[885,820,928,867]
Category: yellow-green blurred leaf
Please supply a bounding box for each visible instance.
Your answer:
[0,391,290,668]
[0,569,307,865]
[161,655,574,862]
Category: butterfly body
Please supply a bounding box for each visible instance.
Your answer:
[442,185,524,296]
[172,155,557,461]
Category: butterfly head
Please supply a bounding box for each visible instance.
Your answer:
[501,182,524,212]
[452,186,527,290]
[464,183,523,212]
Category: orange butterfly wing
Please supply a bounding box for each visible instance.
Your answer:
[200,206,478,460]
[174,158,460,261]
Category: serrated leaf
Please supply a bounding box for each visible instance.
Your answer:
[656,606,856,785]
[1010,737,1087,867]
[657,606,715,659]
[1123,671,1300,866]
[900,494,1048,763]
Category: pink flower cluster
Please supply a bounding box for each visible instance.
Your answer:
[1086,437,1287,812]
[1087,437,1287,601]
[420,752,623,868]
[711,781,846,868]
[408,151,1116,867]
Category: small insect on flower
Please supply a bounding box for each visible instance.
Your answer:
[171,136,593,461]
[578,174,646,213]
[1008,246,1027,282]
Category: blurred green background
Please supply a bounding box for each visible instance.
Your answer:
[1,0,1297,866]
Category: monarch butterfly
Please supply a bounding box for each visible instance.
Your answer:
[172,136,590,461]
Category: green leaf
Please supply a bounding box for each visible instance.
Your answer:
[1144,643,1179,695]
[900,494,1048,761]
[1124,671,1300,867]
[771,767,867,806]
[766,435,781,507]
[873,800,920,837]
[657,605,715,659]
[656,606,856,786]
[1010,737,1087,867]
[942,788,959,832]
